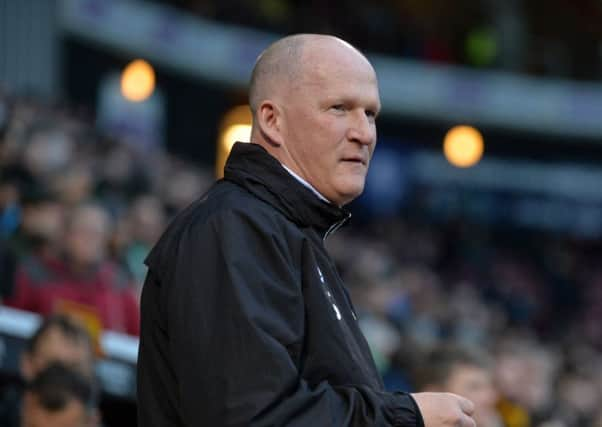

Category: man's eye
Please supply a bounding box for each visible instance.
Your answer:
[331,104,345,111]
[367,108,381,121]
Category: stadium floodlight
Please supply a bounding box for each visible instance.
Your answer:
[443,125,484,168]
[121,59,156,102]
[216,105,252,178]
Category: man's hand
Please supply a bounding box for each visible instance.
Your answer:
[411,392,476,427]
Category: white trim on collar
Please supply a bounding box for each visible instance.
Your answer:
[281,164,331,203]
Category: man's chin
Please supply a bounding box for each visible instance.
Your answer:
[334,183,365,206]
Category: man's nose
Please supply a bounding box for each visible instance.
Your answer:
[347,111,375,145]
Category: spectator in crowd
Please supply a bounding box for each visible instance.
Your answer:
[20,362,99,427]
[21,314,96,380]
[21,122,75,185]
[120,194,166,294]
[494,338,558,426]
[95,142,151,218]
[1,186,65,301]
[0,314,96,426]
[6,203,140,335]
[159,164,211,217]
[555,370,601,426]
[414,345,503,427]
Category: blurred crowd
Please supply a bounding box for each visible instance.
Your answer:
[0,89,213,338]
[329,218,602,427]
[2,88,602,426]
[164,0,602,80]
[0,314,99,427]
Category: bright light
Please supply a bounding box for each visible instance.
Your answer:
[216,105,252,178]
[222,124,252,152]
[120,59,156,102]
[443,125,484,168]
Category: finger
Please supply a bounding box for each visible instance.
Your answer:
[461,414,477,427]
[458,397,475,416]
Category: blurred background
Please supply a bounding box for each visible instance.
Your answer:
[1,0,602,426]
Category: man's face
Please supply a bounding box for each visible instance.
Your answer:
[65,207,110,266]
[446,364,499,424]
[279,42,380,206]
[22,328,93,381]
[21,393,94,427]
[22,201,64,245]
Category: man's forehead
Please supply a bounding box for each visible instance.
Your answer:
[298,47,376,87]
[302,40,373,72]
[308,61,377,85]
[252,35,379,107]
[296,56,380,103]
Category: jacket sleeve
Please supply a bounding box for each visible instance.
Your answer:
[166,208,423,427]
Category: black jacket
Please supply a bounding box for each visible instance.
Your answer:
[137,142,424,426]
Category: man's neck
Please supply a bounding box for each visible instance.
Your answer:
[280,164,331,203]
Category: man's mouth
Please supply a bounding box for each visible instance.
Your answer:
[342,156,366,165]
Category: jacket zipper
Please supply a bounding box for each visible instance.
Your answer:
[323,212,351,242]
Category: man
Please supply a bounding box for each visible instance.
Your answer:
[7,203,140,335]
[0,183,63,301]
[138,34,475,426]
[20,314,96,381]
[20,362,99,427]
[0,314,96,426]
[415,345,504,427]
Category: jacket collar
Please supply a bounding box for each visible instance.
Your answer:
[223,142,350,238]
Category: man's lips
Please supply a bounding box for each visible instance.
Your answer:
[341,156,367,165]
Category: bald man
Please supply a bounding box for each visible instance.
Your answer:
[137,34,475,427]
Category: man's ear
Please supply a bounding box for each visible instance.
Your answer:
[256,100,284,147]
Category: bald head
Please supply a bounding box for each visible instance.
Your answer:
[249,35,304,114]
[247,34,380,206]
[248,34,370,115]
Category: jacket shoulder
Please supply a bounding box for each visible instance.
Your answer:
[186,180,294,232]
[145,180,303,279]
